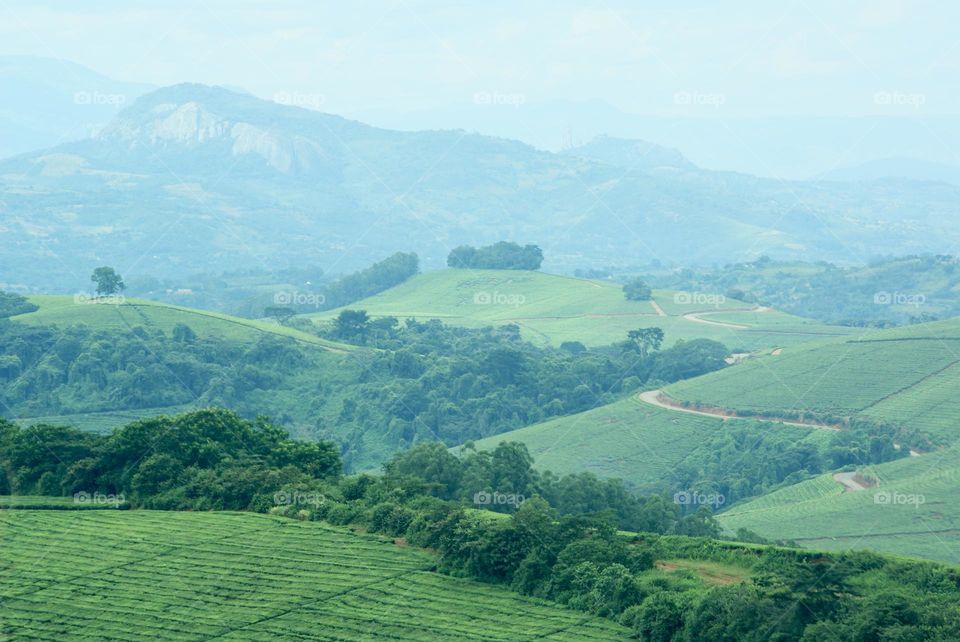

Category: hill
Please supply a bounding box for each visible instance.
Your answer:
[2,296,369,451]
[309,269,855,348]
[466,394,830,490]
[658,317,960,561]
[3,84,960,290]
[13,295,350,351]
[0,509,629,640]
[716,443,960,562]
[466,317,960,563]
[646,254,960,325]
[7,293,738,472]
[665,317,960,443]
[819,156,960,185]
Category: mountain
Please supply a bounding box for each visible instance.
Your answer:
[2,83,960,290]
[818,156,960,185]
[0,56,153,159]
[355,101,960,179]
[560,135,694,172]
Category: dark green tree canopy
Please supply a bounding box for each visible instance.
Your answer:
[623,278,652,301]
[91,266,125,296]
[447,242,543,270]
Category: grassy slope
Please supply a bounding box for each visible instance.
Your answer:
[662,318,960,562]
[15,295,351,352]
[308,269,855,349]
[665,318,960,442]
[718,444,960,563]
[0,510,629,641]
[467,394,829,489]
[7,296,361,438]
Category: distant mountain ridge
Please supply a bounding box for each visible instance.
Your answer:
[0,55,153,159]
[817,156,960,185]
[2,83,959,289]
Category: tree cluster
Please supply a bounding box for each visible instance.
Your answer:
[447,242,544,270]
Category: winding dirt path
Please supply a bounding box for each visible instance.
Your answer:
[650,300,667,317]
[680,306,771,330]
[637,389,842,431]
[637,390,923,493]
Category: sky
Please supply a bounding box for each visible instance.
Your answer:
[1,0,957,119]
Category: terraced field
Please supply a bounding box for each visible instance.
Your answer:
[718,443,960,563]
[0,510,630,641]
[666,318,960,442]
[467,394,828,489]
[308,269,854,349]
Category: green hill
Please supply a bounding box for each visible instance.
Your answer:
[14,295,351,352]
[467,317,960,562]
[467,393,831,491]
[308,269,855,349]
[717,443,960,562]
[659,317,960,561]
[0,509,629,640]
[4,296,359,438]
[665,317,960,443]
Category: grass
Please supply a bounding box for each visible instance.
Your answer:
[0,510,631,641]
[15,295,352,352]
[717,442,960,563]
[466,394,825,490]
[307,269,855,349]
[656,317,960,562]
[665,318,960,443]
[6,295,366,440]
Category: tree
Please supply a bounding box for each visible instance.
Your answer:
[334,309,370,341]
[623,278,652,301]
[91,267,125,296]
[560,341,587,354]
[447,242,543,270]
[625,328,665,357]
[264,306,296,325]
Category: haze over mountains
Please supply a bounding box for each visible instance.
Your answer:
[3,80,960,290]
[0,56,153,158]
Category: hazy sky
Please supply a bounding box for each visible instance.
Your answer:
[2,0,957,119]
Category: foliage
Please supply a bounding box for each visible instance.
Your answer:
[0,292,38,318]
[623,278,653,301]
[0,409,340,509]
[91,266,125,296]
[319,252,419,310]
[447,241,544,270]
